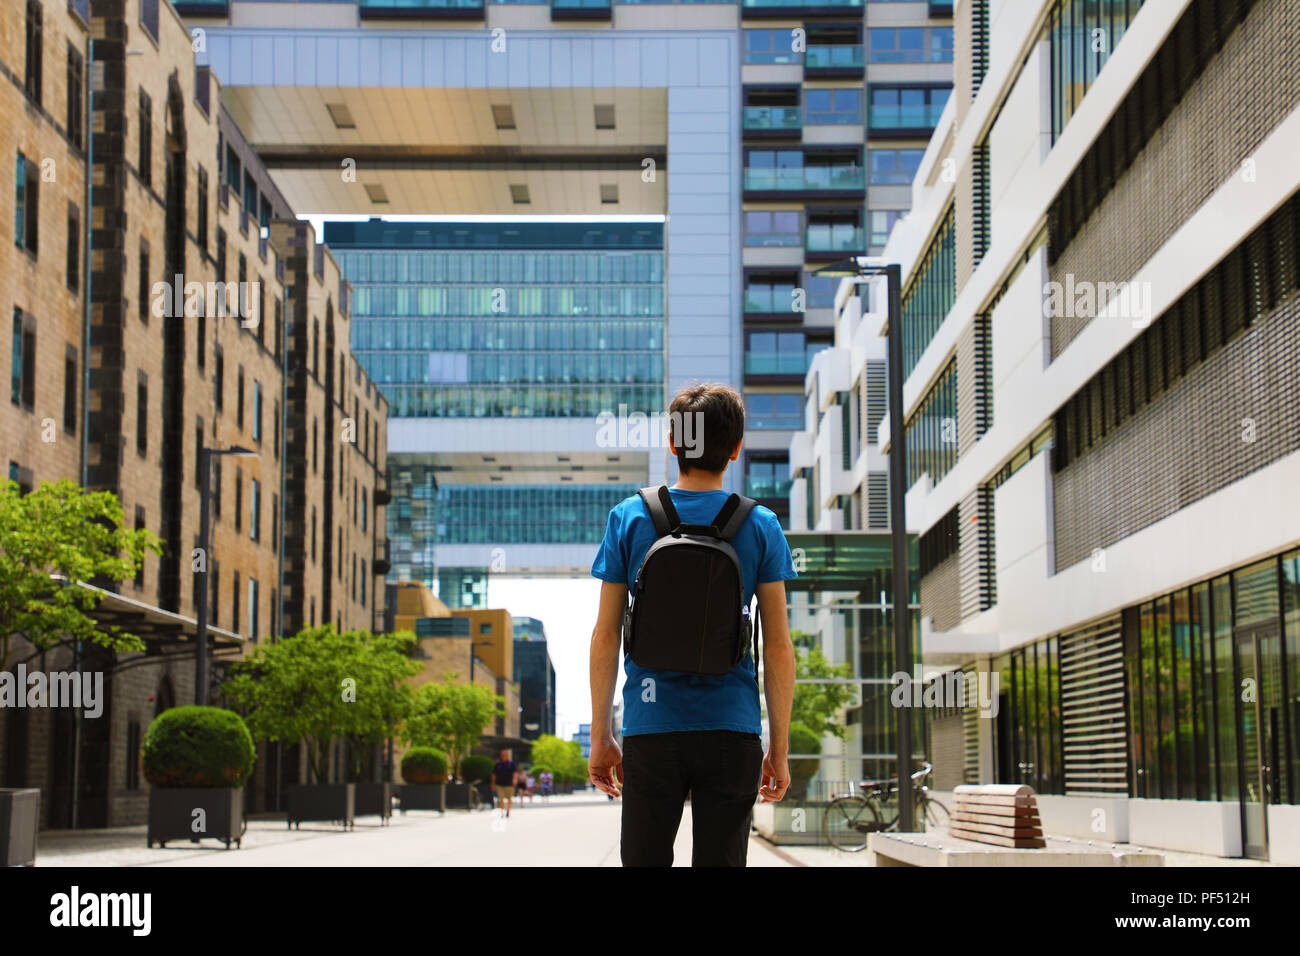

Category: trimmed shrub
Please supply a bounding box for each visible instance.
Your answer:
[459,754,494,784]
[788,722,821,781]
[401,747,449,784]
[141,706,256,789]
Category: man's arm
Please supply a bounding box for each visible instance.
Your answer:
[757,579,795,802]
[588,581,627,797]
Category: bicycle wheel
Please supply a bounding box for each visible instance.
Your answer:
[919,795,950,831]
[822,796,881,852]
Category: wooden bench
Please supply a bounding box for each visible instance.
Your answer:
[868,831,1164,866]
[949,784,1045,848]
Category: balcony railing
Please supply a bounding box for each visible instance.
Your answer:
[743,288,797,314]
[745,475,794,499]
[743,0,862,9]
[743,166,866,192]
[742,106,802,132]
[359,0,485,18]
[804,45,864,71]
[551,0,612,18]
[869,103,947,132]
[744,351,817,376]
[805,224,864,254]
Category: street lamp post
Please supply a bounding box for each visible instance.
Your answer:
[815,257,915,832]
[194,445,259,706]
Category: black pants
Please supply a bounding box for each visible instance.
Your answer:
[621,730,763,867]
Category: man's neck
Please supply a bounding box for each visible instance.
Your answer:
[673,469,726,492]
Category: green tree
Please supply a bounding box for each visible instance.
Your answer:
[531,734,588,784]
[222,625,421,783]
[398,674,504,781]
[0,479,161,671]
[791,646,853,741]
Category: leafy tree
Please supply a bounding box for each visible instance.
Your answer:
[0,479,161,671]
[222,625,421,783]
[533,734,589,784]
[398,674,504,781]
[791,645,853,741]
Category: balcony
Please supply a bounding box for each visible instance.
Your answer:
[869,103,947,136]
[744,350,819,378]
[551,0,612,19]
[804,45,864,78]
[171,1,229,14]
[742,165,865,199]
[743,287,797,316]
[741,0,862,16]
[805,224,865,257]
[359,0,485,20]
[745,475,794,500]
[742,107,802,138]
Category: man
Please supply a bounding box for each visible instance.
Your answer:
[491,749,517,817]
[588,383,797,866]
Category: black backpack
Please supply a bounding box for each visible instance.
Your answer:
[622,485,760,676]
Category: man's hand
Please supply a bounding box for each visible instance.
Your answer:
[589,736,624,798]
[758,750,790,803]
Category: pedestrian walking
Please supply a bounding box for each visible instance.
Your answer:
[491,749,517,817]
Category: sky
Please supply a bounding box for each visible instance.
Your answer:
[487,576,624,742]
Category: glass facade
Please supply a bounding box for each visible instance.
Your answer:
[386,459,439,587]
[1048,0,1145,141]
[867,27,954,63]
[868,85,951,132]
[904,358,957,489]
[436,484,638,544]
[328,221,665,419]
[900,205,956,376]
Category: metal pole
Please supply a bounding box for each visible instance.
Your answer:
[276,290,289,641]
[195,447,212,705]
[884,263,915,832]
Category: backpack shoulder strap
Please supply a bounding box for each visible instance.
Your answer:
[638,485,680,536]
[711,493,758,542]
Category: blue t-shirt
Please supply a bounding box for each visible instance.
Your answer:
[590,488,798,737]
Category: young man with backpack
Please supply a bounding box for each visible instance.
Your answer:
[588,383,797,867]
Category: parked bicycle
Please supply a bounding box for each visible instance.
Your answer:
[821,762,950,852]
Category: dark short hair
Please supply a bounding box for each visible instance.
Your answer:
[668,383,745,474]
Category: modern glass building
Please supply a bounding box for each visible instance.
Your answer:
[327,220,662,581]
[513,617,557,740]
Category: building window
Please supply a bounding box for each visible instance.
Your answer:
[252,381,262,442]
[900,205,956,376]
[250,478,260,541]
[139,0,159,42]
[904,358,958,489]
[362,494,367,533]
[133,506,146,588]
[15,152,39,256]
[360,560,366,607]
[744,210,802,248]
[63,346,77,434]
[311,506,317,563]
[868,85,951,133]
[804,88,862,126]
[867,27,953,64]
[24,0,42,105]
[273,400,280,459]
[138,89,152,188]
[136,373,148,456]
[138,239,150,323]
[66,44,84,150]
[236,365,245,430]
[1048,0,1145,142]
[274,300,283,363]
[213,459,222,519]
[66,205,80,293]
[744,28,801,65]
[312,418,318,472]
[248,577,259,641]
[214,347,224,412]
[234,468,242,533]
[869,148,924,185]
[196,165,209,253]
[194,417,204,490]
[232,571,240,637]
[11,309,35,411]
[271,493,278,555]
[744,392,802,430]
[216,227,227,286]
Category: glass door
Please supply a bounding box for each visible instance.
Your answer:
[1234,624,1280,860]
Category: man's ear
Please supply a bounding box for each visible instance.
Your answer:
[729,438,743,462]
[666,433,679,459]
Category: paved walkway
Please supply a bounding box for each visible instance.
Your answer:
[35,794,792,868]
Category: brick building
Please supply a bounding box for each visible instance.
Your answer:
[0,0,389,827]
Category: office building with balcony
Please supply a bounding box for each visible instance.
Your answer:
[797,0,1300,862]
[513,616,557,739]
[0,0,388,828]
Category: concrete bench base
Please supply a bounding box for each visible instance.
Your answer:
[869,831,1164,867]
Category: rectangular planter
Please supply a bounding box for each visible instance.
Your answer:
[353,782,393,824]
[286,783,355,830]
[399,783,446,813]
[148,787,244,849]
[0,788,40,866]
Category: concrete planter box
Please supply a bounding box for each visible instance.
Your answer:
[444,782,476,808]
[1266,804,1300,865]
[752,801,827,845]
[398,783,446,813]
[0,788,40,866]
[286,783,355,829]
[353,782,393,823]
[1128,798,1241,857]
[148,787,244,848]
[1035,794,1130,843]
